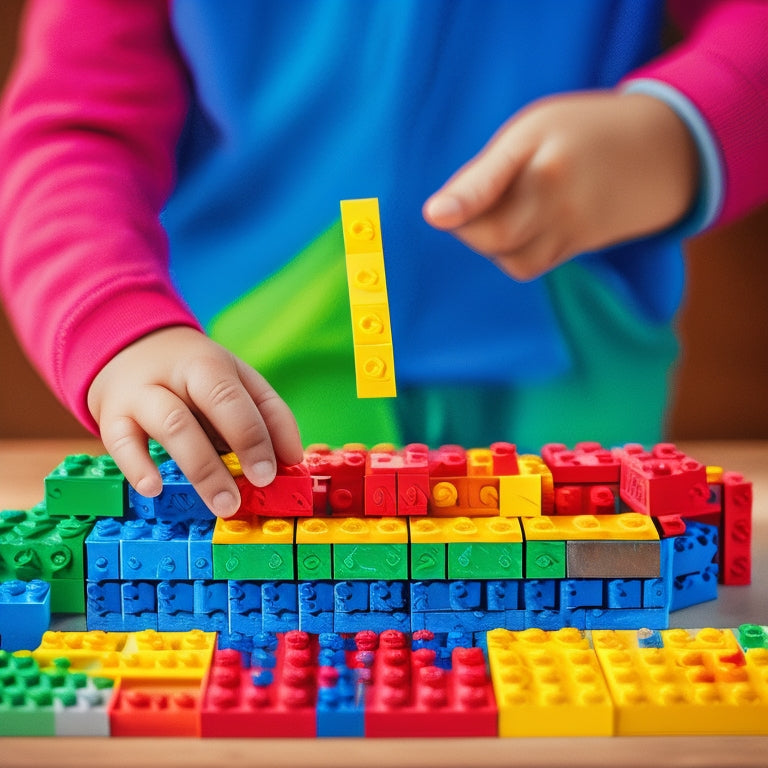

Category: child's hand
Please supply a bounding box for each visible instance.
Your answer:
[423,91,699,281]
[87,326,303,517]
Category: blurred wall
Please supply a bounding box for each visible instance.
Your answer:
[1,1,767,440]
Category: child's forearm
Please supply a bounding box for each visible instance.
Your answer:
[0,0,192,430]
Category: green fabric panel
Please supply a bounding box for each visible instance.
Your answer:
[393,260,677,451]
[207,220,401,446]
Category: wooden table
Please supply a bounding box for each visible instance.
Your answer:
[1,439,767,768]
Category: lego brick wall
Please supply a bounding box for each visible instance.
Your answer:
[1,0,767,439]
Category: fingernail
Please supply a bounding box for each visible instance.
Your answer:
[212,490,238,517]
[135,476,161,498]
[425,194,462,223]
[251,460,276,487]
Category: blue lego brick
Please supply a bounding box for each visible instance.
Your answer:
[448,580,483,611]
[486,580,519,611]
[298,581,335,633]
[637,628,664,647]
[317,665,366,737]
[670,564,719,611]
[334,580,369,614]
[228,580,262,636]
[85,518,122,580]
[261,582,299,633]
[606,579,643,609]
[85,579,122,617]
[195,579,229,616]
[189,519,215,579]
[0,579,51,652]
[525,607,586,630]
[642,577,669,608]
[523,579,558,611]
[585,607,669,630]
[411,610,503,633]
[129,459,211,521]
[119,519,189,580]
[120,580,157,630]
[671,520,718,576]
[334,609,410,633]
[560,579,604,610]
[369,580,408,613]
[410,581,451,612]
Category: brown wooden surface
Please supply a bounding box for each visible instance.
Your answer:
[2,0,768,442]
[0,439,766,766]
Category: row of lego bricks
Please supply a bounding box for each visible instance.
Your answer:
[85,511,664,585]
[340,198,397,399]
[82,576,676,637]
[2,626,768,737]
[42,441,732,522]
[0,518,719,651]
[39,442,752,586]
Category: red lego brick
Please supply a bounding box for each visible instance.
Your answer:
[304,444,367,516]
[108,679,201,736]
[360,630,497,737]
[618,443,710,518]
[428,445,468,477]
[490,442,519,476]
[234,462,313,517]
[654,514,688,538]
[397,444,430,516]
[542,442,621,485]
[554,484,618,515]
[720,472,752,585]
[200,632,318,737]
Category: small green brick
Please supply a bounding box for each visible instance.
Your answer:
[297,543,332,580]
[525,540,566,579]
[447,542,523,580]
[333,543,408,581]
[410,542,447,580]
[45,454,126,518]
[213,543,294,580]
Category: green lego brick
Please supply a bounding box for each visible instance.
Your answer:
[525,540,566,579]
[45,454,126,518]
[739,624,768,649]
[49,579,86,614]
[0,653,55,736]
[410,542,447,580]
[296,543,332,580]
[0,506,94,586]
[212,543,294,580]
[447,541,523,580]
[333,543,408,581]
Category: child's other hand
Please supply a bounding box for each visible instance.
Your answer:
[423,91,698,281]
[87,326,303,518]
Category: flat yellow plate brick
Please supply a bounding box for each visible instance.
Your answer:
[213,517,295,544]
[354,343,396,398]
[350,303,392,346]
[296,516,407,545]
[409,515,522,544]
[499,474,542,517]
[340,198,384,255]
[522,513,659,541]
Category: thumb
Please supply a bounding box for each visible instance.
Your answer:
[423,117,532,230]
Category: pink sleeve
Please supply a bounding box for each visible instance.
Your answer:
[627,0,768,225]
[0,0,200,433]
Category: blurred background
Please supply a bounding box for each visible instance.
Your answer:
[1,0,767,441]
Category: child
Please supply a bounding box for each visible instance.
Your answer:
[1,1,766,517]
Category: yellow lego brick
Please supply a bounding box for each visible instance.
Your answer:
[212,516,295,544]
[124,629,216,653]
[706,465,724,483]
[353,342,396,398]
[592,629,768,735]
[466,448,494,476]
[661,627,741,653]
[32,630,128,670]
[345,252,389,305]
[498,474,542,517]
[487,628,614,737]
[519,454,554,515]
[340,198,384,255]
[409,515,522,544]
[521,512,659,541]
[296,516,407,545]
[350,303,392,346]
[220,451,244,477]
